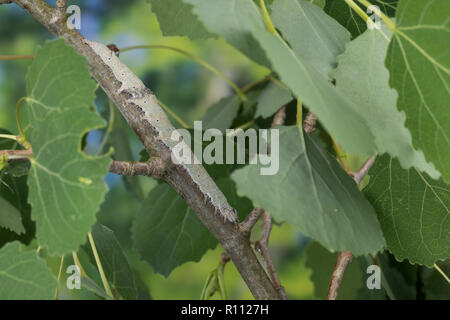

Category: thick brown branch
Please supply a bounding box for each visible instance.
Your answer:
[11,0,281,299]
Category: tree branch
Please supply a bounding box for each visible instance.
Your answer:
[350,154,377,185]
[0,149,167,179]
[109,159,166,178]
[239,208,264,235]
[255,212,287,300]
[326,251,353,300]
[11,0,281,299]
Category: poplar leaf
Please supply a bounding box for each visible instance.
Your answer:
[0,241,57,299]
[386,0,450,182]
[25,39,110,255]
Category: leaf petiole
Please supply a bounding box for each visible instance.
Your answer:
[120,45,246,101]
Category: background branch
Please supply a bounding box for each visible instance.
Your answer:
[10,0,281,299]
[0,149,167,179]
[255,212,287,300]
[326,251,353,300]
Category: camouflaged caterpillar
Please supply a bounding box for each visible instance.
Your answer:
[84,40,237,223]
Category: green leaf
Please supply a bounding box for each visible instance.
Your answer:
[250,16,376,155]
[25,39,111,255]
[232,125,385,255]
[86,223,137,300]
[332,26,438,178]
[0,131,34,246]
[0,197,25,235]
[132,179,252,276]
[364,154,450,266]
[386,0,450,182]
[202,96,241,131]
[184,0,271,67]
[271,0,350,77]
[255,82,292,118]
[147,0,212,39]
[132,183,216,277]
[423,262,450,300]
[80,276,113,300]
[310,0,325,9]
[0,241,57,299]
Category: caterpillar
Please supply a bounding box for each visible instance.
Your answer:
[84,40,238,223]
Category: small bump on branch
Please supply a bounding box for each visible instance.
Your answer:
[109,158,166,179]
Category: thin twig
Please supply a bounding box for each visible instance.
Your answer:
[255,212,287,300]
[350,154,377,186]
[303,111,317,135]
[271,106,286,127]
[327,251,353,300]
[0,149,166,178]
[0,149,32,160]
[239,208,264,235]
[109,159,166,178]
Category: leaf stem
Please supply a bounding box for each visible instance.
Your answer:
[0,134,19,142]
[259,0,276,34]
[296,99,302,125]
[331,136,351,173]
[72,251,87,277]
[87,232,113,298]
[15,97,31,148]
[54,255,65,300]
[433,263,450,284]
[120,45,246,101]
[344,0,371,23]
[0,54,34,60]
[96,98,115,155]
[156,98,190,129]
